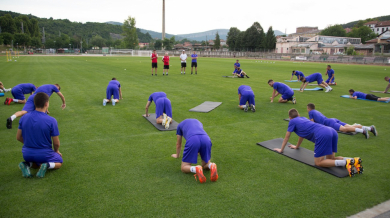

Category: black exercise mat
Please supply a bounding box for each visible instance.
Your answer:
[283,118,357,135]
[257,138,350,178]
[222,76,245,78]
[143,113,178,131]
[189,101,222,113]
[370,90,390,94]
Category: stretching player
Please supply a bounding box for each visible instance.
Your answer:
[5,83,36,105]
[171,119,218,183]
[17,92,63,178]
[233,60,240,74]
[162,52,170,76]
[300,73,332,92]
[191,51,198,75]
[238,85,255,112]
[268,80,296,104]
[151,50,158,76]
[7,84,66,129]
[307,103,376,139]
[290,70,304,81]
[233,67,249,78]
[325,65,336,85]
[0,81,12,92]
[384,77,390,93]
[274,109,362,176]
[103,78,122,106]
[143,92,172,129]
[349,89,390,102]
[180,50,187,75]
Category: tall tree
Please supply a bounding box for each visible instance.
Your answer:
[0,14,17,34]
[154,39,162,50]
[320,25,347,37]
[347,26,377,43]
[263,26,276,49]
[226,27,241,51]
[214,32,221,50]
[163,36,175,50]
[122,16,138,49]
[243,22,264,51]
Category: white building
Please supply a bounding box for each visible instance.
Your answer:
[364,21,390,35]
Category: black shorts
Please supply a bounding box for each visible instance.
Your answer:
[152,63,157,68]
[191,62,197,68]
[181,63,187,68]
[366,94,379,101]
[164,65,169,69]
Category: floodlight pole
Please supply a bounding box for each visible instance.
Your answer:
[162,0,165,40]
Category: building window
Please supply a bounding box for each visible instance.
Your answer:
[383,28,385,32]
[377,28,379,31]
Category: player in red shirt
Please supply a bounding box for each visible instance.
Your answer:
[162,52,170,76]
[150,50,158,76]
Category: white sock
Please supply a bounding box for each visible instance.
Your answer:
[355,128,363,133]
[103,99,107,103]
[363,126,372,131]
[11,115,17,121]
[335,160,346,167]
[13,99,19,102]
[343,157,352,160]
[208,163,213,169]
[48,162,55,169]
[190,166,196,173]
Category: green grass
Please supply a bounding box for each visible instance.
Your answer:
[1,56,389,217]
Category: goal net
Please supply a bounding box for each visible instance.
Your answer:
[110,49,134,56]
[136,50,152,57]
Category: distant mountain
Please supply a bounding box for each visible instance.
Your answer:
[105,21,285,41]
[341,15,390,28]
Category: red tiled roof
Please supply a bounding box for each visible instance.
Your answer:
[364,21,378,25]
[376,21,390,27]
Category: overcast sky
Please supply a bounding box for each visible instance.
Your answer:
[1,0,389,35]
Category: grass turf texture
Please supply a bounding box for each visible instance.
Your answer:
[1,56,389,217]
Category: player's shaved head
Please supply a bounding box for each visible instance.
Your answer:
[34,92,49,109]
[289,108,299,119]
[385,76,389,80]
[55,84,61,90]
[112,78,117,80]
[307,103,315,110]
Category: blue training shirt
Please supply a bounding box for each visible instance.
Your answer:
[352,91,367,99]
[108,80,121,88]
[13,83,36,94]
[273,82,293,95]
[327,69,335,78]
[148,92,167,103]
[293,71,304,79]
[19,110,59,151]
[35,84,60,97]
[304,73,322,83]
[238,85,253,95]
[234,63,240,68]
[176,119,207,139]
[287,117,325,143]
[191,54,198,62]
[308,110,328,125]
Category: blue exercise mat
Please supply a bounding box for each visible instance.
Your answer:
[340,95,390,103]
[284,80,298,82]
[292,87,323,91]
[0,93,4,97]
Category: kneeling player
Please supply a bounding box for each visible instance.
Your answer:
[238,85,255,112]
[17,92,63,178]
[325,65,336,85]
[274,109,362,176]
[171,119,218,183]
[307,103,377,139]
[290,70,304,81]
[143,92,172,129]
[300,73,332,92]
[5,83,36,105]
[349,89,390,102]
[268,80,296,104]
[103,78,122,106]
[7,84,66,129]
[233,67,249,78]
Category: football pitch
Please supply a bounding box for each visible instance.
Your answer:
[1,56,389,217]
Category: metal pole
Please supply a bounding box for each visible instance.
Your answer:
[162,0,165,40]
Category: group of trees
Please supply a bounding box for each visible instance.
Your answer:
[320,18,378,43]
[226,22,276,51]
